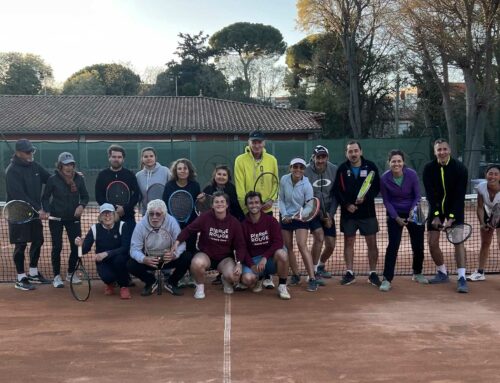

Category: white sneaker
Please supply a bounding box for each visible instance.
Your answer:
[252,279,263,293]
[467,271,485,281]
[263,277,275,289]
[66,273,81,285]
[194,284,205,299]
[221,276,234,294]
[277,284,291,300]
[52,275,64,288]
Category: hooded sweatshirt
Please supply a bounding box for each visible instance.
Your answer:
[305,159,338,216]
[136,162,171,214]
[278,174,314,218]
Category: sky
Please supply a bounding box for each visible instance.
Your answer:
[0,0,308,85]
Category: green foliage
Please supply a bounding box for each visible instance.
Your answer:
[63,64,140,95]
[0,52,53,95]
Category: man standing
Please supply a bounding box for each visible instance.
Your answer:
[240,191,291,300]
[423,139,469,293]
[305,145,337,281]
[95,145,140,232]
[5,139,51,290]
[234,130,279,289]
[334,140,381,287]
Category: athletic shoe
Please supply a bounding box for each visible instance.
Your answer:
[314,273,326,286]
[263,278,275,289]
[306,278,318,292]
[379,280,391,292]
[28,272,50,284]
[52,275,64,288]
[316,265,333,279]
[212,274,222,285]
[104,284,115,295]
[234,283,248,291]
[368,272,381,287]
[428,271,449,284]
[252,279,263,293]
[164,281,184,296]
[178,274,196,288]
[467,271,485,282]
[119,287,131,299]
[141,280,158,296]
[340,271,356,285]
[277,284,291,300]
[15,277,35,291]
[66,273,81,285]
[289,274,301,286]
[457,276,469,293]
[412,274,429,284]
[194,284,205,299]
[221,276,234,294]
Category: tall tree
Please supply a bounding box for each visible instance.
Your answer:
[209,22,286,97]
[63,63,141,95]
[0,52,53,95]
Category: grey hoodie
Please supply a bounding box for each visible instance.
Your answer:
[130,214,186,263]
[136,162,171,214]
[305,159,338,215]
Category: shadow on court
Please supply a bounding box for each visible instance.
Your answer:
[2,276,500,382]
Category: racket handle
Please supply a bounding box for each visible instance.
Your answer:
[78,245,82,258]
[48,216,61,221]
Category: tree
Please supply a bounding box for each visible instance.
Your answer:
[297,0,395,138]
[209,22,286,97]
[63,63,141,95]
[62,70,106,95]
[0,52,53,95]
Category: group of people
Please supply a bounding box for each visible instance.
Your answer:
[4,133,499,300]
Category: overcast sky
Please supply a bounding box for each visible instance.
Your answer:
[1,0,307,84]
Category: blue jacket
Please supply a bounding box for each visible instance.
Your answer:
[278,174,313,217]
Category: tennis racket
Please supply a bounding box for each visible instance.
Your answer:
[106,180,130,206]
[356,170,375,201]
[3,200,61,224]
[443,223,473,245]
[485,203,500,229]
[144,228,174,295]
[168,190,194,224]
[410,198,429,226]
[70,246,91,302]
[253,171,279,205]
[195,193,214,216]
[292,197,321,222]
[146,183,165,205]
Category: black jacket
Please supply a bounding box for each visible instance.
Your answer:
[41,171,89,220]
[333,157,380,219]
[162,179,201,227]
[203,182,245,221]
[5,155,50,210]
[422,157,468,222]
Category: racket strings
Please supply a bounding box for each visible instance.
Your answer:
[169,193,193,221]
[3,201,35,222]
[146,184,165,203]
[447,225,472,244]
[107,183,130,205]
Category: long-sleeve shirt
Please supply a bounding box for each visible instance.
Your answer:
[135,162,171,214]
[305,160,338,216]
[241,213,283,262]
[162,179,200,226]
[333,157,380,219]
[203,182,245,221]
[423,157,468,221]
[380,167,420,219]
[81,221,131,259]
[278,174,313,217]
[176,210,250,265]
[95,168,140,220]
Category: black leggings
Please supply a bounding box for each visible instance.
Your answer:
[49,219,81,276]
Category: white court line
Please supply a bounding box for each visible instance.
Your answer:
[223,294,232,383]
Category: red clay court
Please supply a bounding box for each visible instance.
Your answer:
[2,275,500,382]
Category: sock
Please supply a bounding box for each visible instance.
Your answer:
[314,263,319,272]
[346,270,354,275]
[196,283,204,291]
[437,265,447,275]
[457,268,466,279]
[319,261,325,267]
[478,269,484,274]
[370,270,377,275]
[278,278,287,285]
[29,267,38,276]
[17,273,27,282]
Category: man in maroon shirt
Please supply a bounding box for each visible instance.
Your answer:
[240,192,291,300]
[173,191,249,299]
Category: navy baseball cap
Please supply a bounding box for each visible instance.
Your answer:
[15,139,36,153]
[249,130,265,141]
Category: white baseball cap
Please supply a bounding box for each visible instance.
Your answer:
[290,158,307,166]
[99,203,115,214]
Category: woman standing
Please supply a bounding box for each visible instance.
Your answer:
[279,158,318,292]
[75,203,132,299]
[202,165,245,221]
[379,150,427,292]
[41,152,89,288]
[468,164,500,281]
[136,147,171,215]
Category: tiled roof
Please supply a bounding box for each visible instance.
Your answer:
[0,95,324,135]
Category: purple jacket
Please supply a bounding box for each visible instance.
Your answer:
[380,167,420,219]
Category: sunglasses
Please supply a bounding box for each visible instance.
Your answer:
[148,211,163,217]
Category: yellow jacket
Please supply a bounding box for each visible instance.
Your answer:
[234,146,279,213]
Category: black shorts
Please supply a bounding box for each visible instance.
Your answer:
[340,216,378,236]
[309,216,336,237]
[427,215,464,232]
[210,256,233,271]
[8,219,44,244]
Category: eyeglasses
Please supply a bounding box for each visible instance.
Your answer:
[148,211,163,217]
[292,164,305,170]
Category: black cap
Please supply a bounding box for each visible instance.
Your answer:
[249,130,265,141]
[15,139,36,153]
[313,145,329,156]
